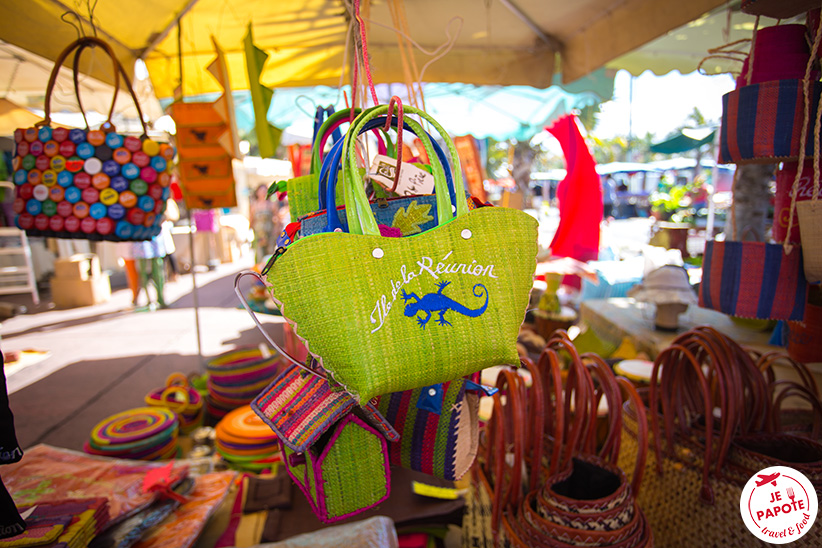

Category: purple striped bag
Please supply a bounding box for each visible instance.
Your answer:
[719,80,822,165]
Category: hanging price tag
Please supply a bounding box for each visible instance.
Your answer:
[368,154,435,196]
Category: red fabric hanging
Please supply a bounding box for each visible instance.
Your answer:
[546,115,601,280]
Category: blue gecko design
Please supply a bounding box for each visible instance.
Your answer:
[401,280,488,329]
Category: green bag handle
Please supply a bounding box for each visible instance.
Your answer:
[342,105,469,236]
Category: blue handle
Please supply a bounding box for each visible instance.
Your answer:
[313,106,343,211]
[320,116,457,233]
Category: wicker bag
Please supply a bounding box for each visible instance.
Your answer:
[617,327,822,547]
[261,105,538,403]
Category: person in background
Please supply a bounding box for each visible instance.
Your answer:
[250,184,282,263]
[602,175,617,220]
[116,241,140,306]
[162,199,180,282]
[132,232,169,310]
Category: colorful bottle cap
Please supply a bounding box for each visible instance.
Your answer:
[105,133,124,148]
[16,213,34,230]
[49,215,65,232]
[119,190,137,208]
[57,200,73,217]
[24,128,38,142]
[37,127,52,142]
[89,202,107,220]
[100,188,119,206]
[13,198,25,214]
[113,147,131,165]
[76,142,95,159]
[140,167,157,184]
[102,160,120,177]
[153,200,166,215]
[115,221,134,239]
[124,136,142,152]
[73,201,90,219]
[84,157,103,175]
[14,129,24,143]
[121,163,140,179]
[132,150,150,168]
[81,217,97,234]
[81,187,99,204]
[65,156,84,173]
[87,130,106,146]
[32,184,49,201]
[41,200,57,217]
[108,203,126,220]
[64,186,82,204]
[73,172,91,189]
[14,170,27,185]
[34,214,50,231]
[128,208,146,225]
[138,195,155,212]
[52,127,69,143]
[57,171,73,187]
[157,172,171,187]
[50,155,66,172]
[59,140,76,157]
[160,143,175,161]
[43,141,59,157]
[92,173,110,190]
[26,170,41,185]
[98,147,114,164]
[142,139,160,156]
[11,156,21,171]
[16,141,29,157]
[97,217,114,235]
[35,155,50,171]
[30,141,43,156]
[150,156,167,172]
[22,155,36,170]
[25,199,42,215]
[64,215,81,232]
[148,184,164,201]
[49,186,65,202]
[110,175,129,193]
[130,179,148,196]
[143,212,157,227]
[19,183,34,200]
[42,170,57,187]
[69,129,86,144]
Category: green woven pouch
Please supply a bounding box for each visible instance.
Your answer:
[265,105,538,403]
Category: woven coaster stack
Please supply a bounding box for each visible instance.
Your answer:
[205,347,282,419]
[215,405,281,472]
[84,407,179,460]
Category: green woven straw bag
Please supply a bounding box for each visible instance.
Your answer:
[264,105,538,403]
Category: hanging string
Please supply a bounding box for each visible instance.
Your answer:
[784,8,822,253]
[354,0,379,106]
[384,96,404,191]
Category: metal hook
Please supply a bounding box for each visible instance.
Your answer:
[234,270,327,380]
[86,0,100,37]
[294,95,318,119]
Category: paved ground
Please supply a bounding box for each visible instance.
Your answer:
[1,255,289,452]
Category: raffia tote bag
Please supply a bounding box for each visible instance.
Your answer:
[262,105,538,404]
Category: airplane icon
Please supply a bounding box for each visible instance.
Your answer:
[756,473,780,487]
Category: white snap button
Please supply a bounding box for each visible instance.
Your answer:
[428,388,437,397]
[372,248,384,259]
[452,204,457,213]
[461,229,472,240]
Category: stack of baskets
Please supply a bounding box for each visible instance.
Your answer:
[215,405,281,471]
[83,407,179,460]
[205,347,282,419]
[144,373,203,433]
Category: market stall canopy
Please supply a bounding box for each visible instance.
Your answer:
[0,0,728,99]
[649,128,717,154]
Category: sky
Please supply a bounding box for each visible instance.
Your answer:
[592,69,736,140]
